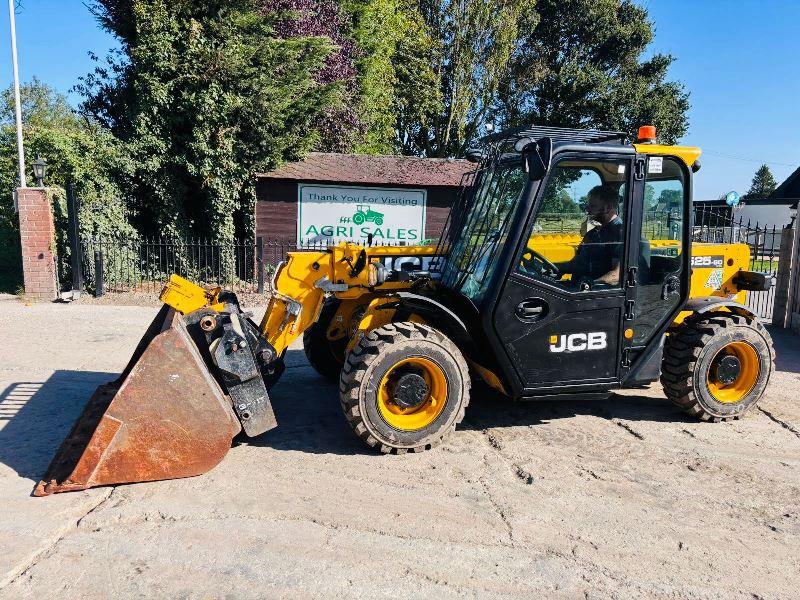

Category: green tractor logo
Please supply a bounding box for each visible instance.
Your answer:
[352,204,384,226]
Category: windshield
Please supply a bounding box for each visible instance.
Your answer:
[440,159,528,302]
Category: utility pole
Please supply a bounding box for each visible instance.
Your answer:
[8,0,26,188]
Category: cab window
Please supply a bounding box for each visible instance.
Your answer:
[632,156,687,343]
[516,158,629,293]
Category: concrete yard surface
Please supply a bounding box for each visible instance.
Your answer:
[0,299,798,599]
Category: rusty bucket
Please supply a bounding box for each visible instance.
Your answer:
[34,306,241,496]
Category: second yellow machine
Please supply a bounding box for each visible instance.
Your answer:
[36,125,775,495]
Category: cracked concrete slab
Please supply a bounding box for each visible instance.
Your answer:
[1,302,799,599]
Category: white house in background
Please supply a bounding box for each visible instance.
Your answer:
[719,166,799,231]
[735,199,795,230]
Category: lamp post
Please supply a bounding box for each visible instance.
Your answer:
[7,0,26,188]
[32,156,46,187]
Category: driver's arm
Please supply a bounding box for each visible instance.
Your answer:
[559,238,589,276]
[595,261,621,285]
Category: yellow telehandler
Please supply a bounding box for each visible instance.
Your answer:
[35,125,775,495]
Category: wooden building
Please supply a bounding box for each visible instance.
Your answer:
[255,153,473,246]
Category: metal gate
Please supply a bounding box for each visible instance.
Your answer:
[693,204,784,320]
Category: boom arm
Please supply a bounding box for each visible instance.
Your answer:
[160,243,440,355]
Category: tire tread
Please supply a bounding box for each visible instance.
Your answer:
[339,321,471,454]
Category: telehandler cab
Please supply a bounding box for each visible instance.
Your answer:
[36,125,775,495]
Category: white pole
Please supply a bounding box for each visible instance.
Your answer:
[8,0,26,188]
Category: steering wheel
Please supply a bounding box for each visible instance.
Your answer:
[520,248,560,278]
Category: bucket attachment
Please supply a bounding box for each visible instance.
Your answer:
[34,306,242,496]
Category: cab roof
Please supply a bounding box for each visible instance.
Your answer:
[484,124,702,168]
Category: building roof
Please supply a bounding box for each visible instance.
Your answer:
[259,153,473,187]
[770,166,800,202]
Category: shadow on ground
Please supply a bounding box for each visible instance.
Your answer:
[0,370,112,480]
[253,350,695,455]
[247,350,366,456]
[6,324,794,471]
[768,326,800,374]
[462,384,695,432]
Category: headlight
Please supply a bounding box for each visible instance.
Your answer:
[368,262,387,287]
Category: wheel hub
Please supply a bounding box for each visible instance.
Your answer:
[392,372,429,409]
[715,354,742,385]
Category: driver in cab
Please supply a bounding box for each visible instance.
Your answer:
[561,184,623,286]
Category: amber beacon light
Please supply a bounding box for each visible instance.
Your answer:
[637,125,657,143]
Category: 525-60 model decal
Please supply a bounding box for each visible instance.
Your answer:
[691,255,724,268]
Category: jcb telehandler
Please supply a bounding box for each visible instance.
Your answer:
[36,125,775,495]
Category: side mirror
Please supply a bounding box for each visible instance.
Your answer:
[518,138,552,181]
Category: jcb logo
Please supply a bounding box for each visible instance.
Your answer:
[549,332,607,353]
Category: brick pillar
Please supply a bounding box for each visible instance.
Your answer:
[16,188,58,300]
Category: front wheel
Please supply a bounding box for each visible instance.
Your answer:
[661,312,774,421]
[339,322,470,453]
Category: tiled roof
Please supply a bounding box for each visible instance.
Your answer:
[259,153,473,187]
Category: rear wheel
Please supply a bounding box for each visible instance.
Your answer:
[661,312,774,421]
[339,322,470,453]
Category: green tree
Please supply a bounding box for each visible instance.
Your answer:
[343,0,441,154]
[744,164,777,199]
[82,0,345,244]
[261,0,363,152]
[398,0,531,157]
[378,0,688,157]
[540,188,581,215]
[494,0,689,144]
[0,79,131,292]
[657,188,682,208]
[644,184,655,207]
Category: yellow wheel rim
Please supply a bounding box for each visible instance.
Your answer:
[378,357,448,431]
[706,341,760,404]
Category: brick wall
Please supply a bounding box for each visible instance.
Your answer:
[16,188,58,300]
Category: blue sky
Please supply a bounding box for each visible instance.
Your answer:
[1,0,799,199]
[642,0,800,199]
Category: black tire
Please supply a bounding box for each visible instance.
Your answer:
[303,299,348,381]
[661,312,775,421]
[339,322,470,453]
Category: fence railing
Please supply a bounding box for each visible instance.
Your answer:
[79,236,436,295]
[693,205,782,268]
[693,204,785,320]
[78,207,788,322]
[81,237,261,294]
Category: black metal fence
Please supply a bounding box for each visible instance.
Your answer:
[73,204,788,323]
[80,237,262,294]
[693,204,785,320]
[77,236,432,296]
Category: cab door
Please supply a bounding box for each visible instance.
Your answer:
[487,152,635,395]
[623,154,691,371]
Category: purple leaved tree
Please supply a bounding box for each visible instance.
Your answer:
[263,0,363,152]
